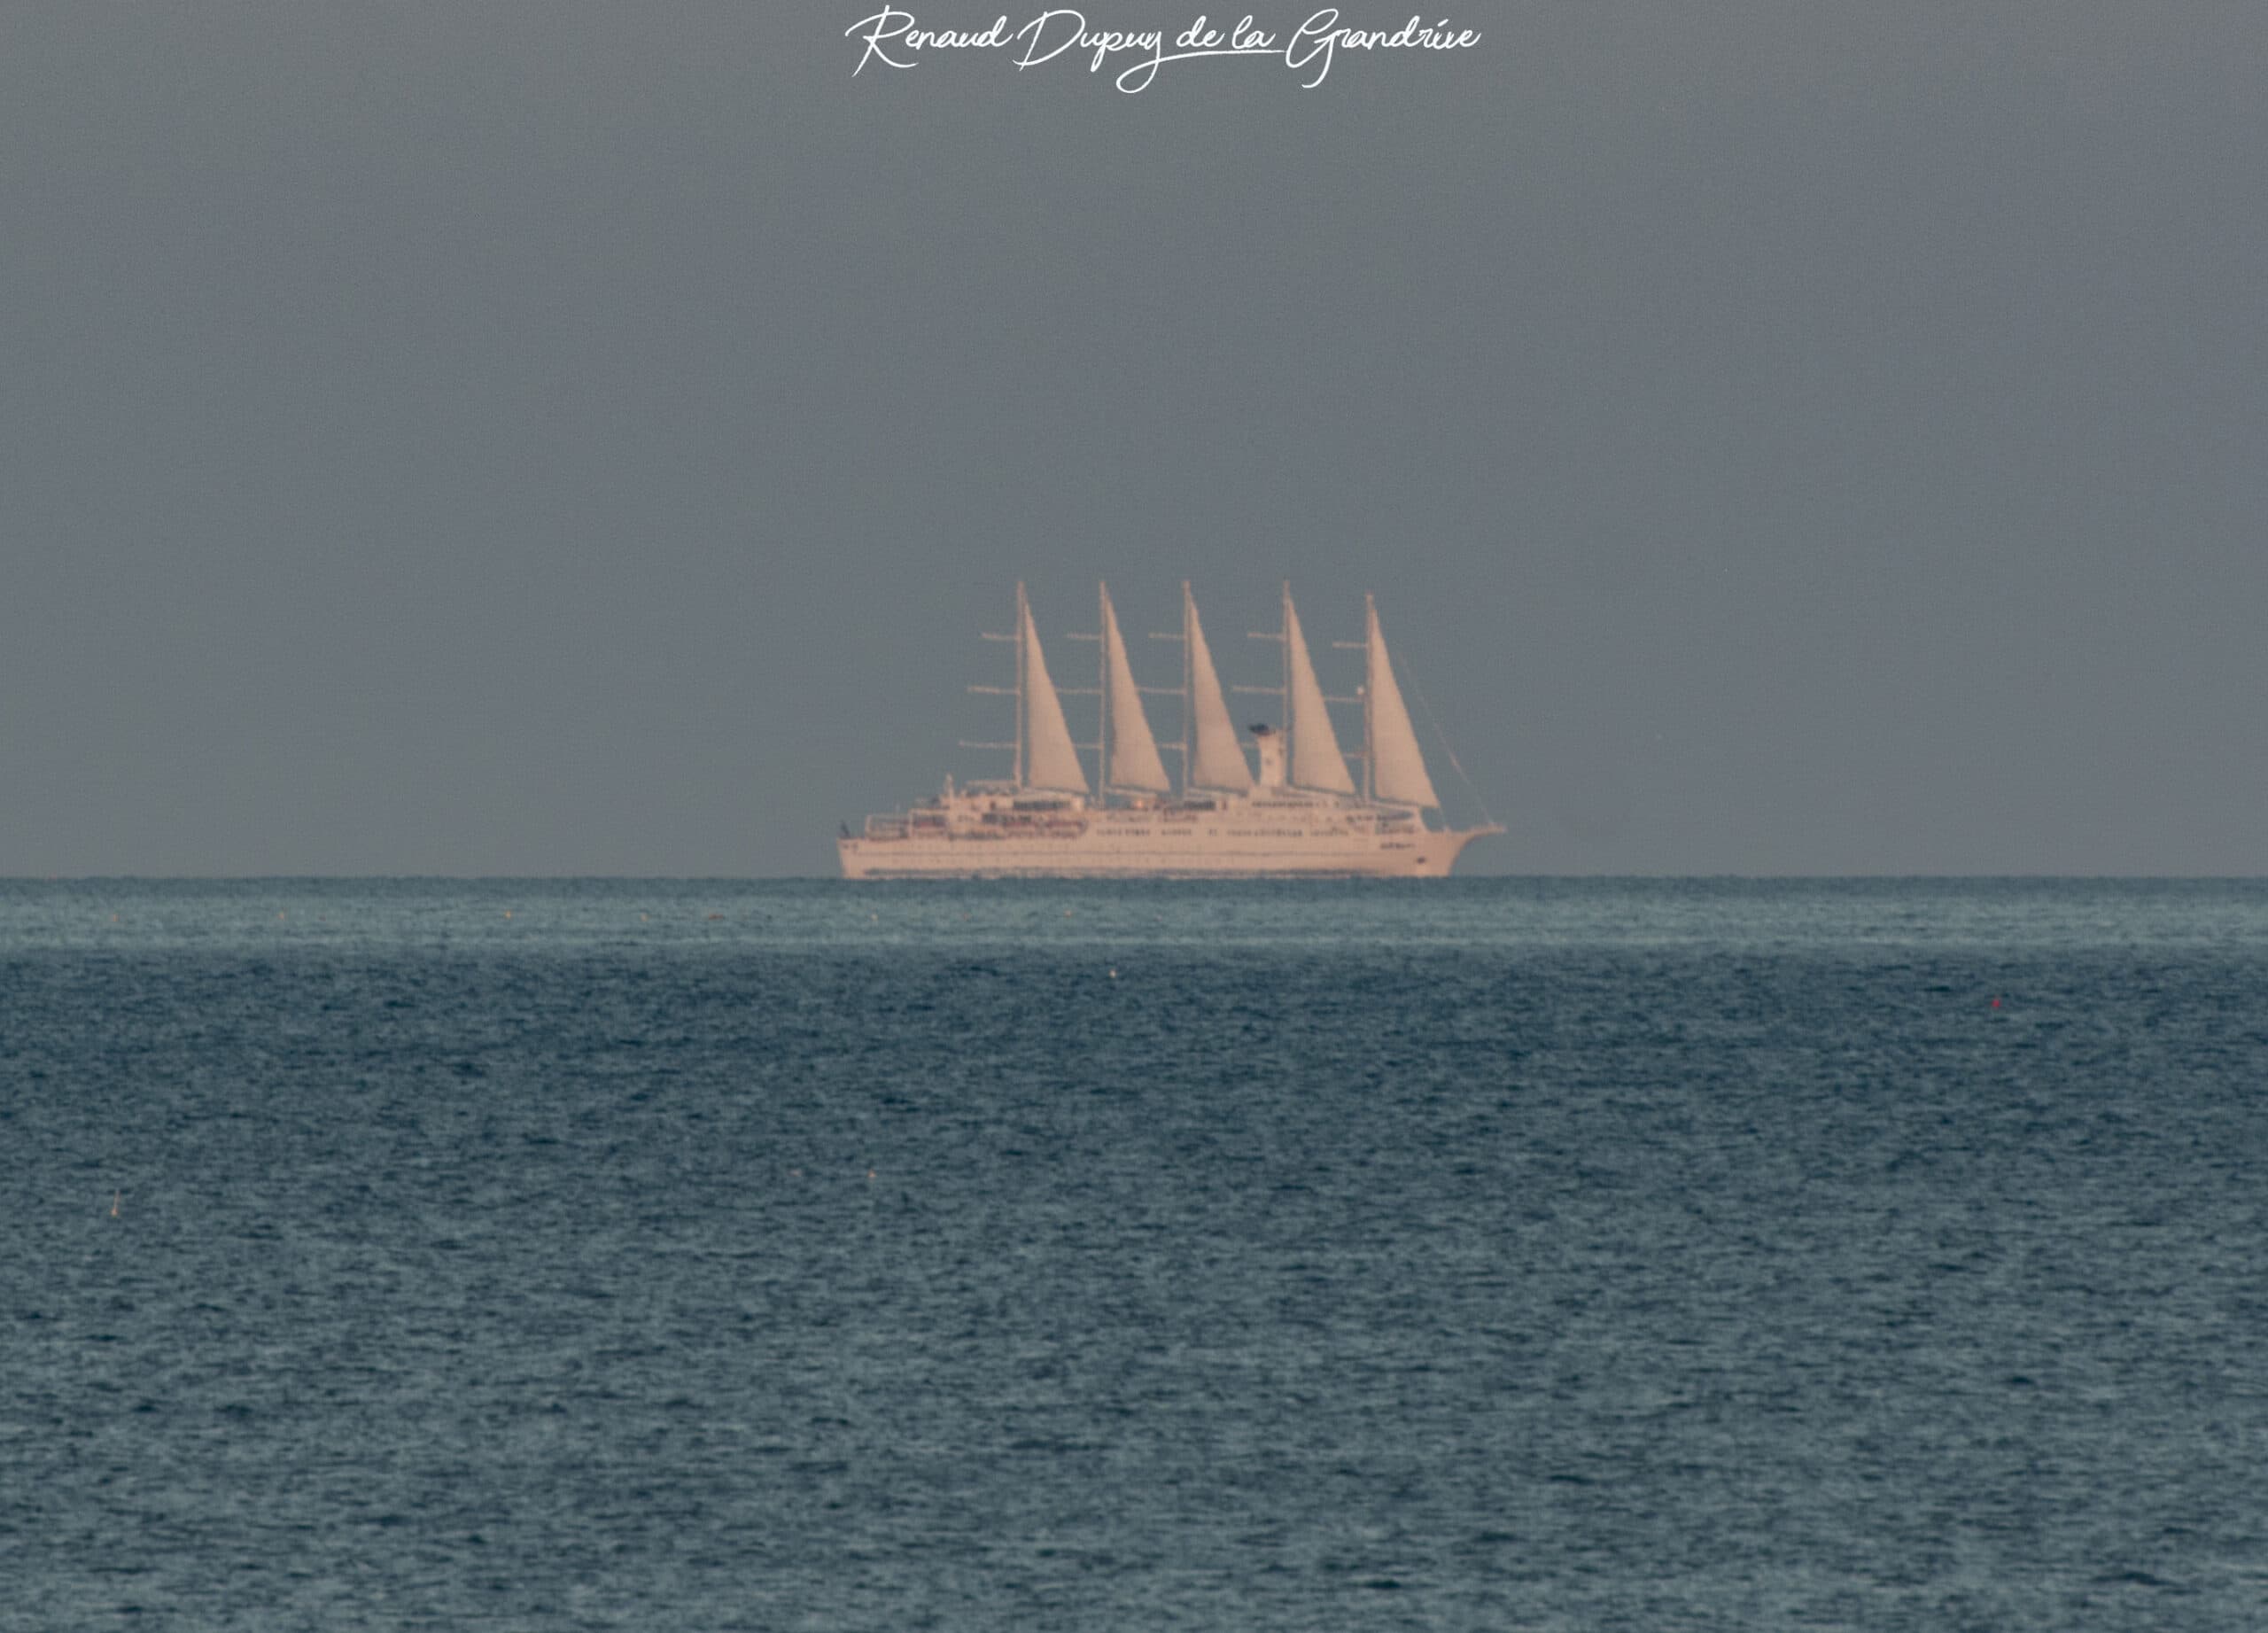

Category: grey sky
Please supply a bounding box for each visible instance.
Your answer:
[4,2,2263,875]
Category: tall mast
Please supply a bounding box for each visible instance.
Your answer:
[1184,587,1256,792]
[1016,589,1093,794]
[1332,596,1378,798]
[1014,580,1028,787]
[1181,581,1194,796]
[1098,581,1110,797]
[1237,587,1289,746]
[1363,594,1443,810]
[1092,587,1173,796]
[1280,584,1358,794]
[1281,580,1293,740]
[1363,593,1377,802]
[1146,584,1196,795]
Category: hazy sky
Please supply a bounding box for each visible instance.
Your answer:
[4,2,2264,874]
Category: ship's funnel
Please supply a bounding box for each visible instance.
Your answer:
[1251,724,1287,789]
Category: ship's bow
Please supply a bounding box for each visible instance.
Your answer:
[1413,824,1504,876]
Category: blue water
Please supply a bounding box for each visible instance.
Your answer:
[5,879,2265,1629]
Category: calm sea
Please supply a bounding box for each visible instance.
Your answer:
[4,879,2264,1629]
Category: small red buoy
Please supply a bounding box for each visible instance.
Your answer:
[1991,997,2001,1008]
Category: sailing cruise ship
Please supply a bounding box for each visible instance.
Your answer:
[837,583,1503,878]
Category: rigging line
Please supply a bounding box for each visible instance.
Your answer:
[1401,657,1500,829]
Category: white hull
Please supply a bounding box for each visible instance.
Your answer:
[839,817,1491,879]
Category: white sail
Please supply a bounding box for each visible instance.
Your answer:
[1184,585,1253,790]
[1021,592,1089,792]
[1101,587,1171,792]
[1365,595,1441,809]
[1284,588,1356,794]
